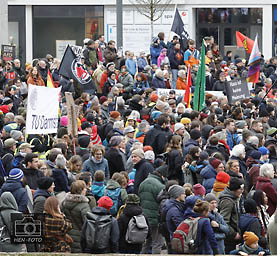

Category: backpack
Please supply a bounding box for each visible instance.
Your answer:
[125,214,148,244]
[0,213,10,243]
[104,187,122,216]
[171,217,200,254]
[158,200,170,241]
[84,211,113,251]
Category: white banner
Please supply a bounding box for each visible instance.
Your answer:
[26,85,61,134]
[156,88,186,98]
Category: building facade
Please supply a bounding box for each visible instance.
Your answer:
[5,0,273,62]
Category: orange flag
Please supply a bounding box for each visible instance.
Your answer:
[236,31,254,54]
[47,69,54,88]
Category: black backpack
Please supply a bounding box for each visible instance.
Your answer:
[83,211,113,251]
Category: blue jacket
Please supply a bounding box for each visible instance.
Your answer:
[209,210,229,240]
[183,195,202,220]
[164,199,186,237]
[200,164,217,193]
[0,179,28,213]
[239,213,261,237]
[134,80,149,93]
[125,58,137,76]
[230,244,271,255]
[137,57,147,72]
[52,168,70,193]
[151,75,166,89]
[91,181,106,201]
[183,139,199,156]
[82,157,110,183]
[150,45,162,65]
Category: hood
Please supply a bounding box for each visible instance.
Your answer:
[106,179,121,190]
[90,206,110,216]
[239,213,259,233]
[46,160,55,168]
[200,164,217,179]
[157,189,170,202]
[1,179,23,193]
[63,193,89,210]
[123,204,143,217]
[218,187,237,200]
[0,191,18,211]
[184,139,199,148]
[185,195,202,209]
[183,207,200,220]
[202,125,213,140]
[164,198,186,213]
[33,189,51,200]
[91,182,105,197]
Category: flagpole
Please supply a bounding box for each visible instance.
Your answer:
[168,4,178,42]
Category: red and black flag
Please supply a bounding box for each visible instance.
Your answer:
[59,45,96,94]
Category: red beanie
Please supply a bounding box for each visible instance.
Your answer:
[143,145,153,152]
[193,184,206,197]
[98,196,113,211]
[150,94,158,102]
[110,111,120,119]
[210,158,222,169]
[216,171,230,184]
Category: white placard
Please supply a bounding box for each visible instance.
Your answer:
[56,40,76,60]
[206,91,225,98]
[26,85,61,134]
[157,88,186,98]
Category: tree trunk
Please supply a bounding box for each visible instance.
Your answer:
[151,20,154,40]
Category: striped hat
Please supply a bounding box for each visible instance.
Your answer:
[9,168,24,180]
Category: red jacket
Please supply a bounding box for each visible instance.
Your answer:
[256,176,277,216]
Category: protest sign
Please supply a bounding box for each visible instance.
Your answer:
[206,91,225,98]
[65,92,78,137]
[26,85,61,134]
[1,45,16,61]
[157,88,185,98]
[225,78,250,104]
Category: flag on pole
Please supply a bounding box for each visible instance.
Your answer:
[247,34,261,84]
[236,31,254,54]
[184,65,192,107]
[171,8,190,51]
[59,45,96,94]
[47,69,55,88]
[193,40,206,112]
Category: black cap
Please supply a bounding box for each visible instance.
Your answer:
[81,121,92,130]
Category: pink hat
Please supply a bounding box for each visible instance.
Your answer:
[193,184,206,197]
[60,116,68,127]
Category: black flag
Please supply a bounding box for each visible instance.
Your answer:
[171,8,190,51]
[59,45,96,94]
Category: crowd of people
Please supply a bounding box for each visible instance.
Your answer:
[0,32,277,255]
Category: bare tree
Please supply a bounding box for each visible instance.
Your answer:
[128,0,172,39]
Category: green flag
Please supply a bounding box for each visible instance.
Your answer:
[193,39,206,111]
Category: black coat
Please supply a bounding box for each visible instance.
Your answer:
[133,159,154,195]
[117,204,150,253]
[167,149,183,182]
[23,168,45,190]
[105,147,126,177]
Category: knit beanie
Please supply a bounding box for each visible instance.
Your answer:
[168,185,186,199]
[37,177,54,190]
[199,151,209,161]
[216,171,230,184]
[60,116,68,127]
[10,130,23,141]
[243,232,259,246]
[193,184,206,197]
[9,168,24,180]
[98,196,113,211]
[229,177,244,191]
[174,123,184,133]
[209,158,222,169]
[204,193,217,203]
[244,199,258,214]
[56,154,66,168]
[181,117,191,125]
[150,94,158,102]
[126,194,140,204]
[109,136,123,147]
[144,150,155,161]
[132,149,144,159]
[156,165,168,177]
[250,150,262,160]
[78,135,90,148]
[190,129,201,140]
[110,111,120,119]
[258,147,270,156]
[99,96,108,105]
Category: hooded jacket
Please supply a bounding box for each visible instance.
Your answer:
[200,164,217,193]
[33,189,52,213]
[52,168,70,193]
[239,213,262,239]
[82,156,110,183]
[91,181,106,201]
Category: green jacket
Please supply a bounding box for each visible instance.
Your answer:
[61,193,91,253]
[138,173,165,226]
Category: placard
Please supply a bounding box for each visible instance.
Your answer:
[225,78,250,104]
[1,45,16,61]
[56,40,76,60]
[157,88,185,98]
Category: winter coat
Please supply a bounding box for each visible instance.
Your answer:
[41,213,72,252]
[144,124,172,156]
[126,58,137,76]
[27,76,45,86]
[118,73,134,93]
[133,159,155,195]
[139,173,165,226]
[268,213,277,254]
[91,181,106,201]
[164,199,186,237]
[200,164,217,193]
[230,244,270,255]
[52,168,70,193]
[150,45,162,65]
[167,149,183,182]
[82,156,110,183]
[23,168,44,190]
[183,138,199,156]
[168,48,184,69]
[0,192,23,252]
[0,148,15,175]
[61,193,91,253]
[256,176,277,216]
[105,147,126,177]
[0,179,28,213]
[212,80,227,93]
[137,57,147,72]
[105,179,127,206]
[117,204,150,253]
[33,189,52,213]
[80,206,119,253]
[176,77,187,90]
[134,80,149,93]
[151,75,166,89]
[218,187,240,243]
[209,210,229,241]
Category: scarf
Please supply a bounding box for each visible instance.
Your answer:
[241,243,258,255]
[257,205,270,234]
[108,77,116,86]
[213,180,228,192]
[91,156,102,164]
